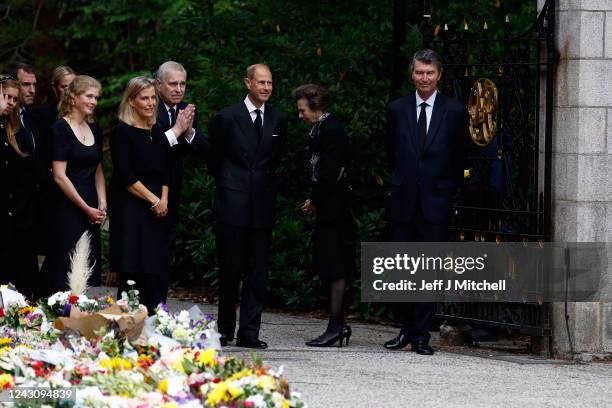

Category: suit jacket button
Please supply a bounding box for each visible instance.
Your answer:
[8,211,12,217]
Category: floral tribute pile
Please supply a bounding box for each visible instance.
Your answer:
[0,283,306,408]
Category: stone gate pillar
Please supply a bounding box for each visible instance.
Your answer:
[542,0,612,358]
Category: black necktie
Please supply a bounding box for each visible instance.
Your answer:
[168,107,176,127]
[254,109,263,144]
[418,102,428,149]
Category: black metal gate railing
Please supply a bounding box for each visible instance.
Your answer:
[421,0,557,352]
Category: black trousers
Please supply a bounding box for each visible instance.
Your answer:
[390,203,449,343]
[216,224,271,339]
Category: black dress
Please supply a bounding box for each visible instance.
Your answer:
[109,122,169,310]
[0,118,39,296]
[46,118,103,293]
[308,113,356,283]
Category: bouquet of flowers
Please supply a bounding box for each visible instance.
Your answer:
[151,303,221,350]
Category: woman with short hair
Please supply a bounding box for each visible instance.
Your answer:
[46,75,105,293]
[0,78,39,297]
[293,84,356,347]
[110,76,189,311]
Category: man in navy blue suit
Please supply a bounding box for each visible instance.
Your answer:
[154,61,208,302]
[383,49,469,355]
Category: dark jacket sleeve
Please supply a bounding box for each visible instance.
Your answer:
[206,112,226,177]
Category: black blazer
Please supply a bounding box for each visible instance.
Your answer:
[309,114,352,222]
[156,100,209,226]
[385,92,469,224]
[208,100,288,228]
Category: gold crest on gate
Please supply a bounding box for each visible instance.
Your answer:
[468,78,499,147]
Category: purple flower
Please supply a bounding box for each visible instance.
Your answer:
[158,302,169,313]
[61,303,72,317]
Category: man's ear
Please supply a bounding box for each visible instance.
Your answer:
[244,77,250,89]
[155,78,162,89]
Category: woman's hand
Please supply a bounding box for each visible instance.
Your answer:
[150,197,168,218]
[98,200,107,213]
[301,199,316,215]
[85,206,106,224]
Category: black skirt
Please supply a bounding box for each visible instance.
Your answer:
[312,218,356,284]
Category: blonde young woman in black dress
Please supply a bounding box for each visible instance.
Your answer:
[47,75,105,293]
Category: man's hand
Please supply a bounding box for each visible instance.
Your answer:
[172,104,195,137]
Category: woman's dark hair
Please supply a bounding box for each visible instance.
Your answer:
[292,84,330,112]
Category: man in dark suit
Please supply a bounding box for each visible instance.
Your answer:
[383,49,469,355]
[154,61,208,301]
[208,64,288,349]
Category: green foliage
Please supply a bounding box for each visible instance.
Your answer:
[1,0,536,319]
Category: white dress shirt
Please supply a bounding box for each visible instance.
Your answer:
[163,102,196,146]
[244,95,265,127]
[415,90,437,133]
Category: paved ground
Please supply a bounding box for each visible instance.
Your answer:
[167,299,612,408]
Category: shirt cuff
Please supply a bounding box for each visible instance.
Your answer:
[185,129,196,144]
[165,129,179,147]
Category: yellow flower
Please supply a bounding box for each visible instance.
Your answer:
[0,373,14,389]
[106,297,115,304]
[100,357,133,371]
[18,306,34,315]
[228,369,253,382]
[171,356,185,373]
[282,401,290,408]
[257,375,276,392]
[228,386,243,398]
[196,348,217,367]
[0,338,12,347]
[163,403,178,408]
[206,381,231,405]
[158,378,168,394]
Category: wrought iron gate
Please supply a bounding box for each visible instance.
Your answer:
[421,0,557,352]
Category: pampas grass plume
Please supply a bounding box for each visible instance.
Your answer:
[67,231,94,296]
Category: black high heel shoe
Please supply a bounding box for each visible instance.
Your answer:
[306,325,352,347]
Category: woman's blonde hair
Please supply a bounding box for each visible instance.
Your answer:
[57,75,102,123]
[118,76,157,128]
[51,65,75,86]
[1,79,27,157]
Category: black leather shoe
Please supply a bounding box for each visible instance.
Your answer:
[384,333,410,350]
[236,336,268,349]
[411,340,434,355]
[219,333,234,347]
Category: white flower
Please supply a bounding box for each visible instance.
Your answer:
[126,280,136,285]
[245,395,266,408]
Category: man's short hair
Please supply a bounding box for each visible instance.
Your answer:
[245,64,271,79]
[156,61,186,82]
[409,49,442,73]
[3,62,35,78]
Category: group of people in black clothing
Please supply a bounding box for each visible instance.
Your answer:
[1,49,467,355]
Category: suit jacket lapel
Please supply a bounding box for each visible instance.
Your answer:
[257,106,275,155]
[404,96,419,154]
[424,93,447,152]
[236,103,258,156]
[157,100,170,130]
